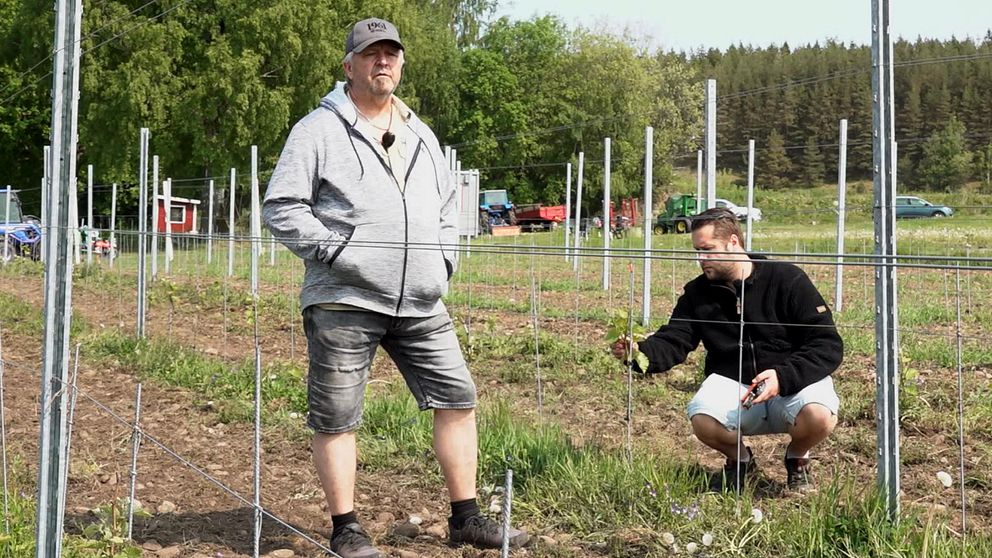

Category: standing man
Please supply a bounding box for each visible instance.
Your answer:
[263,18,528,558]
[612,208,842,493]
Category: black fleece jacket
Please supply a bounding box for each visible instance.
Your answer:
[637,256,843,396]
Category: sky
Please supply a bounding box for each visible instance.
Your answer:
[495,0,992,52]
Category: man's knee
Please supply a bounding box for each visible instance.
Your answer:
[434,407,475,421]
[691,413,729,441]
[795,403,837,434]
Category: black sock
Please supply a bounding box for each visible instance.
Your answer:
[449,498,480,529]
[332,511,358,539]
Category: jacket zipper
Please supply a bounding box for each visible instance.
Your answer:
[394,141,424,314]
[343,120,433,315]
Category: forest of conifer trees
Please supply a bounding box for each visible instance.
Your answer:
[695,36,992,191]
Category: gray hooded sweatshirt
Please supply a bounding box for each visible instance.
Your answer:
[263,83,458,317]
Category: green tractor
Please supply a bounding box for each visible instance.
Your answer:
[654,194,698,234]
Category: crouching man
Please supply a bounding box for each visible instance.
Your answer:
[612,208,842,492]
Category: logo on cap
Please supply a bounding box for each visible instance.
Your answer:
[367,21,387,32]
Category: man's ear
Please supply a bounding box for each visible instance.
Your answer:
[728,233,741,248]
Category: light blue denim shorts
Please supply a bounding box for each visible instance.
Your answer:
[303,307,477,434]
[686,373,839,435]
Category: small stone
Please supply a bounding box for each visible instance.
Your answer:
[157,500,176,514]
[936,471,953,488]
[425,524,447,538]
[393,521,421,538]
[141,540,162,551]
[375,511,396,524]
[270,550,295,558]
[397,551,418,558]
[358,493,370,501]
[539,535,557,546]
[408,515,423,525]
[207,463,223,470]
[156,546,181,558]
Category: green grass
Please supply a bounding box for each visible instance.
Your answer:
[359,384,992,557]
[84,331,307,426]
[0,291,88,339]
[0,457,140,557]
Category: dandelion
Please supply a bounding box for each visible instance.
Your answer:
[661,532,675,546]
[702,532,714,547]
[686,542,699,554]
[936,471,953,488]
[751,508,763,524]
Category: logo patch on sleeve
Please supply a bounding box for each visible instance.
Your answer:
[817,305,828,313]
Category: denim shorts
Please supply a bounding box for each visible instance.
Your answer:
[686,373,840,435]
[303,306,477,434]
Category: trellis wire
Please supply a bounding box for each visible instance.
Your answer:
[966,246,973,314]
[54,344,82,542]
[290,259,298,360]
[955,266,966,539]
[529,241,543,421]
[573,240,582,365]
[466,245,474,358]
[733,255,749,505]
[500,469,513,558]
[624,263,635,464]
[0,323,8,534]
[251,144,263,558]
[126,382,142,540]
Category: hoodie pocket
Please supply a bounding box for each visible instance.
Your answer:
[402,222,448,302]
[329,223,404,297]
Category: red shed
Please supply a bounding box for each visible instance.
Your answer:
[155,195,201,234]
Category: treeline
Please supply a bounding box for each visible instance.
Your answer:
[1,1,990,217]
[695,37,992,191]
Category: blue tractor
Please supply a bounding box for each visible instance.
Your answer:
[478,189,517,234]
[0,189,42,262]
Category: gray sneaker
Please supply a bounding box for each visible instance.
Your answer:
[785,457,813,492]
[329,523,382,558]
[449,513,530,549]
[709,447,758,494]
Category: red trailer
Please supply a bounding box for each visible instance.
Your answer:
[514,204,566,231]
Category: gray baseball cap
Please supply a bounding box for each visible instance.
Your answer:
[345,18,404,55]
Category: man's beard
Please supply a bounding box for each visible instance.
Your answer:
[370,75,396,96]
[702,262,738,282]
